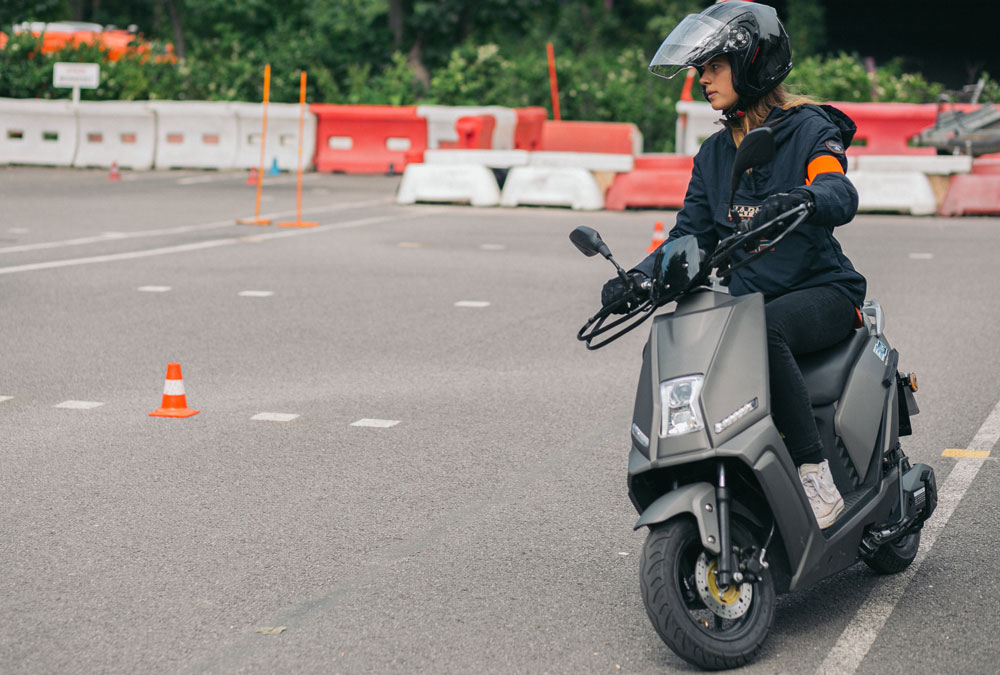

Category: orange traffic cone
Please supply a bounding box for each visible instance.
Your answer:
[109,161,121,181]
[246,167,258,186]
[149,362,200,418]
[646,220,666,253]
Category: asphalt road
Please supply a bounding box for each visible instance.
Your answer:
[1,166,998,674]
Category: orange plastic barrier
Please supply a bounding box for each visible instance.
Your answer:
[634,154,694,172]
[972,156,1000,175]
[939,174,1000,216]
[312,104,427,174]
[830,103,938,156]
[605,154,692,211]
[439,115,496,149]
[540,120,641,155]
[514,107,547,150]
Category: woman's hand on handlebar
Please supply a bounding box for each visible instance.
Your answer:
[601,272,650,314]
[748,189,815,230]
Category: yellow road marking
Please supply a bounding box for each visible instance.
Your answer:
[942,448,991,458]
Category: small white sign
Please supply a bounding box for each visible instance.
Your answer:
[53,62,100,89]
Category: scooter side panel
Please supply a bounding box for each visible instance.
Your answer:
[835,334,893,482]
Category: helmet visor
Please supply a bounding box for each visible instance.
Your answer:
[648,13,729,79]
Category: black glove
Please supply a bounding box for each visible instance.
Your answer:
[749,189,815,230]
[601,272,649,314]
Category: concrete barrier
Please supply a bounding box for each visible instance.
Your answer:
[0,98,78,166]
[527,151,634,173]
[500,166,604,210]
[232,102,316,171]
[850,170,937,215]
[675,100,721,156]
[854,155,972,174]
[149,101,239,169]
[423,149,529,168]
[417,105,517,150]
[396,163,501,206]
[73,101,156,169]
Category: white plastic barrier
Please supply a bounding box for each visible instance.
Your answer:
[528,151,634,173]
[73,101,156,169]
[397,164,501,206]
[500,167,604,210]
[423,149,529,168]
[417,105,518,150]
[0,98,78,166]
[232,102,316,171]
[149,101,238,169]
[675,100,721,156]
[855,154,972,175]
[850,170,937,215]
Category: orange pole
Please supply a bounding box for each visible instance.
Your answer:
[254,64,271,216]
[237,64,273,225]
[278,71,317,228]
[546,42,561,121]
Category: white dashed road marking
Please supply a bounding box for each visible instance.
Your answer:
[454,301,490,308]
[480,244,506,250]
[251,413,300,422]
[821,396,1000,674]
[138,286,172,292]
[238,290,274,297]
[350,418,400,428]
[55,400,104,409]
[0,396,13,403]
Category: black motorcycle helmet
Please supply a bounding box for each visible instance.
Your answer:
[649,1,792,106]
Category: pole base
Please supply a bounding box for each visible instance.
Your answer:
[236,218,272,226]
[277,221,318,228]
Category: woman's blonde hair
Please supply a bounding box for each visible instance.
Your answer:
[728,85,816,146]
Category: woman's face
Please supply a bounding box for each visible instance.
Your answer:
[699,55,738,111]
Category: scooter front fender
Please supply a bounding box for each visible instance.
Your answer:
[633,482,721,555]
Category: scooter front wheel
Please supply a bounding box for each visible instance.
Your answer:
[640,517,775,670]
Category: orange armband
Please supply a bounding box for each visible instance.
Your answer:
[805,155,845,186]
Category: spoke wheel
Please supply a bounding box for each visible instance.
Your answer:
[640,518,775,670]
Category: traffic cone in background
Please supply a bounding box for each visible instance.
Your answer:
[246,167,258,186]
[646,220,666,253]
[149,362,200,418]
[680,67,696,102]
[108,161,121,181]
[269,158,281,175]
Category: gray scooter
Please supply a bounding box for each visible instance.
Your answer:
[570,127,937,670]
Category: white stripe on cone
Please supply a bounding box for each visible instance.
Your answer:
[163,380,186,396]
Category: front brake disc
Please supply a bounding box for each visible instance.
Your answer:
[694,552,754,619]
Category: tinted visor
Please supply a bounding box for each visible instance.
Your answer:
[648,13,728,79]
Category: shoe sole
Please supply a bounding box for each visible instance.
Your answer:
[816,497,846,530]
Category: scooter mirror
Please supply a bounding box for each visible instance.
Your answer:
[729,126,776,203]
[570,226,611,259]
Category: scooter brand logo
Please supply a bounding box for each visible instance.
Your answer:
[873,340,888,363]
[714,397,759,434]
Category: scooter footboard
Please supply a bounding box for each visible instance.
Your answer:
[633,482,721,555]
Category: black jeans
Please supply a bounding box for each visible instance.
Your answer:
[765,286,856,466]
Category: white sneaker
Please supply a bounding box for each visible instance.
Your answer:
[799,459,845,530]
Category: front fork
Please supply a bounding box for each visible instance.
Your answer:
[714,461,773,586]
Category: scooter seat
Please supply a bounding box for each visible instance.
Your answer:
[796,327,869,406]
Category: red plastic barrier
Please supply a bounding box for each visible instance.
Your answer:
[939,174,1000,216]
[831,102,938,156]
[439,115,496,149]
[311,104,427,174]
[514,107,547,151]
[540,120,640,154]
[633,154,694,171]
[606,173,690,211]
[972,156,1000,175]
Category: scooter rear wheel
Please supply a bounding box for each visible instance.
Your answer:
[640,517,775,670]
[863,531,921,574]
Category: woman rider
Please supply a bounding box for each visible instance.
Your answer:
[602,0,866,529]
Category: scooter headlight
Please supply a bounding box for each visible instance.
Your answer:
[660,375,705,437]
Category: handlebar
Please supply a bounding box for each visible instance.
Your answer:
[577,204,810,349]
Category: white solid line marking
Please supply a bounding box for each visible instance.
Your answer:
[251,412,300,422]
[455,301,491,308]
[55,400,105,409]
[0,198,392,256]
[0,209,447,277]
[238,290,274,297]
[397,242,424,248]
[0,396,13,403]
[177,175,220,185]
[350,418,400,428]
[908,253,934,260]
[821,397,1000,674]
[138,285,172,292]
[480,244,506,250]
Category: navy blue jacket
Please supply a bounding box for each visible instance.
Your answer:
[635,104,866,307]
